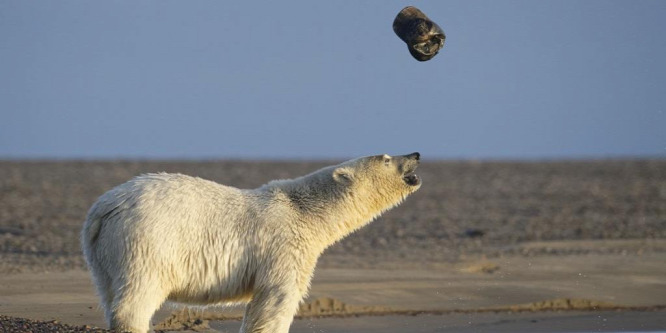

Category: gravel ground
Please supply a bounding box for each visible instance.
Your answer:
[1,159,665,273]
[0,315,109,332]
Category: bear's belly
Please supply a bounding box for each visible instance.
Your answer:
[167,283,254,305]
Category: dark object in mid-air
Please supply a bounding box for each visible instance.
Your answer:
[393,6,445,61]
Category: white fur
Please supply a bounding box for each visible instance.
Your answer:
[81,154,420,332]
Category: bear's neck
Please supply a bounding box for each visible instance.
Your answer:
[268,172,403,253]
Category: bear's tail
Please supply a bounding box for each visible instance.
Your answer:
[81,212,103,269]
[81,215,102,249]
[81,199,122,263]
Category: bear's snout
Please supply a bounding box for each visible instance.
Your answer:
[405,152,420,160]
[399,152,421,188]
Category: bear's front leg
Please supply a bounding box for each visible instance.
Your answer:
[239,283,302,333]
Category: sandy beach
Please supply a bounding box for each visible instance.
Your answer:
[0,160,664,332]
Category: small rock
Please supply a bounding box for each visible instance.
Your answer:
[463,228,485,238]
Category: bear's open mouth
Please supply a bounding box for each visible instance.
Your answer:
[403,165,420,186]
[404,173,420,186]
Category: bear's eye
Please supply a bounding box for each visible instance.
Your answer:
[384,157,391,165]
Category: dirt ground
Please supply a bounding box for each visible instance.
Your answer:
[0,159,664,332]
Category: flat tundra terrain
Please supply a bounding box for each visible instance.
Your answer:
[0,159,665,332]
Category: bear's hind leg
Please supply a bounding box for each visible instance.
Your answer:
[110,282,166,333]
[91,269,115,327]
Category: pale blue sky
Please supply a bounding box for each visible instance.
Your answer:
[1,1,665,159]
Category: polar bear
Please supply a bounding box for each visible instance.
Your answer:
[81,152,421,333]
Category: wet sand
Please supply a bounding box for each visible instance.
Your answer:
[214,311,666,333]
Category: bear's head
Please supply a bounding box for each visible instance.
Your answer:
[332,152,422,206]
[267,152,422,247]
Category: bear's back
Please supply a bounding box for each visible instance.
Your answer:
[87,173,252,243]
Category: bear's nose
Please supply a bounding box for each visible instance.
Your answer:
[406,152,420,160]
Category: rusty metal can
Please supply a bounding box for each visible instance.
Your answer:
[393,6,446,61]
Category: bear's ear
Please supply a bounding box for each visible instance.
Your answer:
[333,167,354,183]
